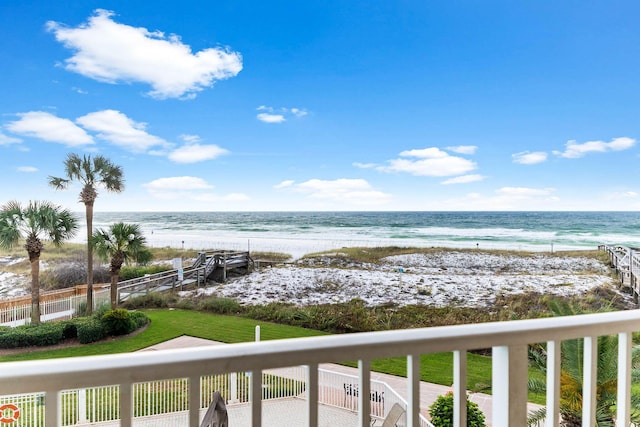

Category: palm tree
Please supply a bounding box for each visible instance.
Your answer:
[92,222,151,308]
[49,153,124,314]
[528,301,640,426]
[0,201,77,324]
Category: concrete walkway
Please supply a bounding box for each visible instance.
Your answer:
[143,335,543,426]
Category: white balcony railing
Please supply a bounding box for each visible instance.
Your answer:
[1,309,639,426]
[0,366,427,426]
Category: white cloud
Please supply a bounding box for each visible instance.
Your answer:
[286,178,392,205]
[144,176,214,191]
[290,108,308,118]
[47,9,242,99]
[353,162,377,169]
[512,151,548,165]
[256,106,308,123]
[179,134,201,143]
[379,147,477,177]
[441,174,485,184]
[446,145,477,155]
[399,147,449,158]
[17,166,38,172]
[168,143,228,164]
[0,132,22,145]
[553,137,636,158]
[6,111,94,146]
[257,113,286,123]
[143,176,249,204]
[76,109,169,152]
[274,180,295,189]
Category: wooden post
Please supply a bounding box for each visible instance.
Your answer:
[223,252,227,282]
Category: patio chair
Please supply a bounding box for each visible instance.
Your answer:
[200,390,228,427]
[372,402,405,427]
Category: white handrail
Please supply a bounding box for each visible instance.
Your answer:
[1,309,639,426]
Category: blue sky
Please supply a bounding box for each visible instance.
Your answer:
[1,1,639,212]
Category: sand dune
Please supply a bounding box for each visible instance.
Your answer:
[190,251,620,307]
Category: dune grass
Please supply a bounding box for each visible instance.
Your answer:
[304,245,606,264]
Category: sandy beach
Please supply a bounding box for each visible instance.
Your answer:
[186,250,622,308]
[1,248,624,308]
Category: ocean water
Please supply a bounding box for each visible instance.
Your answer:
[75,211,640,258]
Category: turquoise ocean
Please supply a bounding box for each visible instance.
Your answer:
[81,211,640,258]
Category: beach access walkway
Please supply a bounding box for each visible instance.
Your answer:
[144,336,542,426]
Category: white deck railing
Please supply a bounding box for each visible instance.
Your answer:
[1,309,639,426]
[0,289,110,327]
[0,290,110,327]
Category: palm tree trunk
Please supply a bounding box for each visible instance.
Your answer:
[30,257,40,324]
[85,201,94,314]
[110,271,120,309]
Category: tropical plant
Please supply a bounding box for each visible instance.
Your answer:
[0,201,77,324]
[428,391,486,427]
[527,301,640,426]
[92,222,151,308]
[49,153,124,314]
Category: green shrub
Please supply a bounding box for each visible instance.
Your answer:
[175,298,196,310]
[27,322,65,346]
[198,297,242,314]
[0,322,65,348]
[121,293,177,309]
[102,309,135,336]
[59,320,78,340]
[429,392,486,427]
[92,303,112,320]
[76,317,105,344]
[129,311,150,329]
[0,328,31,348]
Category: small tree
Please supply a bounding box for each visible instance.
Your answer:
[92,222,151,308]
[0,201,77,324]
[429,392,486,427]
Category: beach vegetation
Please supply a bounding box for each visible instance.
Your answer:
[196,296,243,314]
[303,246,606,265]
[0,200,78,324]
[92,222,151,308]
[527,301,640,426]
[49,153,125,315]
[120,292,178,309]
[252,251,292,262]
[146,246,201,260]
[429,391,486,427]
[40,261,110,290]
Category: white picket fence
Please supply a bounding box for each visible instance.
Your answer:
[0,290,110,327]
[0,366,428,426]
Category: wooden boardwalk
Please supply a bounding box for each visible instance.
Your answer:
[599,244,640,302]
[118,250,252,303]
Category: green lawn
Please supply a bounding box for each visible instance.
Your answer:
[0,309,543,403]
